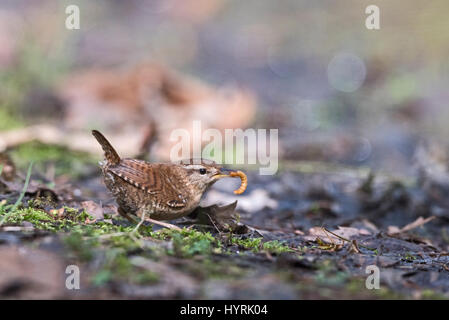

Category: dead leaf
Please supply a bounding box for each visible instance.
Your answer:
[315,237,343,251]
[190,201,249,233]
[0,173,59,202]
[305,226,370,244]
[80,200,104,221]
[347,240,362,254]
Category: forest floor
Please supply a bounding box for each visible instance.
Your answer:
[1,142,448,299]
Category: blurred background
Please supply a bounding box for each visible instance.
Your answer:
[1,0,449,176]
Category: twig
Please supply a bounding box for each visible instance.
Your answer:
[145,217,182,231]
[206,213,222,235]
[388,216,436,235]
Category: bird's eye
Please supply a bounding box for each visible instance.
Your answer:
[199,168,207,175]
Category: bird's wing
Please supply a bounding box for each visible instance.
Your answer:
[108,159,188,210]
[108,159,162,194]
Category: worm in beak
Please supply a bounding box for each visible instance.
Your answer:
[213,169,247,194]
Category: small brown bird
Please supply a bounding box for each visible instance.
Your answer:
[92,130,246,230]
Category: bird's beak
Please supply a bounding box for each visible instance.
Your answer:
[212,168,234,180]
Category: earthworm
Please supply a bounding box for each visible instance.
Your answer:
[229,170,247,194]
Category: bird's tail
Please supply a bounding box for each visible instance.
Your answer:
[92,130,121,165]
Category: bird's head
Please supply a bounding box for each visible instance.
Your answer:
[175,159,243,194]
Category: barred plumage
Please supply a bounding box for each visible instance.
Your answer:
[92,130,246,223]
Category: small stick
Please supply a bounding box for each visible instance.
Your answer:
[145,217,182,231]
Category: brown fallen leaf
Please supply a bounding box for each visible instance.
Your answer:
[0,173,59,202]
[315,237,343,251]
[306,227,375,253]
[185,201,262,235]
[347,240,362,254]
[80,200,104,221]
[306,227,344,245]
[189,201,247,233]
[305,226,371,244]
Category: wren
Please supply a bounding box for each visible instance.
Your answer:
[92,130,246,229]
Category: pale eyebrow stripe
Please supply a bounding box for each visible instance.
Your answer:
[184,165,206,170]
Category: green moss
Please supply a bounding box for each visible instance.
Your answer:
[69,222,135,237]
[93,248,159,286]
[314,260,349,286]
[153,228,221,258]
[343,278,404,299]
[63,227,159,286]
[262,240,293,254]
[231,237,262,252]
[21,207,52,221]
[64,207,94,223]
[420,289,448,300]
[59,220,158,286]
[1,196,291,259]
[186,257,249,280]
[402,252,417,262]
[64,232,98,262]
[88,246,159,287]
[91,270,113,287]
[0,108,23,131]
[10,142,97,178]
[0,205,54,229]
[230,237,292,254]
[1,197,139,237]
[0,191,291,289]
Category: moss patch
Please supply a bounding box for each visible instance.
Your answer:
[152,228,222,258]
[230,237,292,254]
[10,142,97,178]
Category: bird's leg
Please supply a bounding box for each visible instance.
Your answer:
[132,209,147,233]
